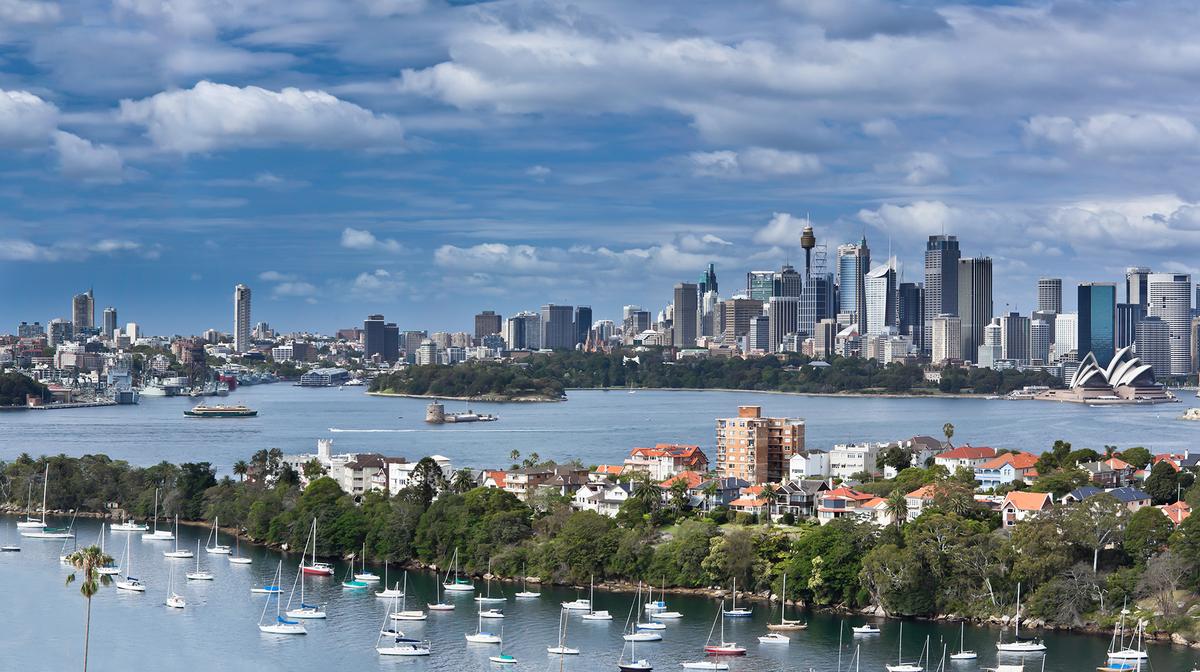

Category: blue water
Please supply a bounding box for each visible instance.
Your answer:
[0,385,1197,473]
[5,517,1197,672]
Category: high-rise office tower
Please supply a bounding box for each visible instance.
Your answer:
[233,284,252,353]
[998,311,1031,363]
[1030,319,1051,364]
[1078,283,1117,367]
[956,257,992,363]
[1135,317,1172,377]
[799,272,834,339]
[864,262,896,335]
[923,234,960,354]
[72,289,94,329]
[540,304,575,350]
[474,311,502,338]
[1032,309,1057,348]
[622,306,651,342]
[979,319,1003,368]
[767,296,799,353]
[748,315,770,352]
[1191,315,1200,374]
[1146,273,1192,376]
[1054,313,1078,362]
[1115,303,1146,350]
[574,306,592,346]
[723,298,764,343]
[699,263,718,297]
[363,314,385,359]
[773,264,802,298]
[897,282,924,351]
[700,290,721,337]
[1126,267,1151,306]
[383,322,399,362]
[1037,278,1062,314]
[836,237,870,326]
[672,284,698,348]
[930,314,961,364]
[746,271,774,302]
[102,307,117,338]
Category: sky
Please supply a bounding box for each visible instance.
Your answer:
[3,0,1200,335]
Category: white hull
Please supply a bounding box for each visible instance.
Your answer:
[515,591,540,598]
[681,662,728,670]
[997,642,1046,653]
[166,595,186,609]
[428,603,455,611]
[206,546,231,555]
[582,611,612,621]
[20,531,73,539]
[259,623,306,635]
[111,523,149,532]
[758,634,789,644]
[562,600,591,610]
[377,645,430,656]
[116,581,146,592]
[443,583,475,592]
[547,646,580,655]
[250,588,281,594]
[480,610,505,619]
[1108,650,1148,661]
[355,573,381,582]
[852,626,880,634]
[286,608,327,619]
[465,633,501,644]
[390,611,427,621]
[886,665,923,672]
[97,566,121,576]
[624,633,662,642]
[637,622,667,630]
[187,572,215,581]
[143,532,174,541]
[475,596,507,604]
[229,557,252,565]
[654,611,683,619]
[164,551,193,559]
[949,652,977,660]
[15,520,44,529]
[376,590,405,599]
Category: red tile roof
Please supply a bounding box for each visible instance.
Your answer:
[484,470,508,488]
[1161,501,1191,525]
[937,445,997,461]
[1102,457,1133,471]
[979,451,1039,471]
[1002,491,1053,511]
[821,486,874,502]
[906,484,938,499]
[729,496,768,509]
[659,471,705,489]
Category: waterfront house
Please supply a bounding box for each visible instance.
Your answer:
[481,470,509,490]
[815,486,876,525]
[882,436,944,478]
[693,476,751,509]
[1160,500,1192,526]
[506,465,590,502]
[572,482,631,517]
[387,455,453,494]
[1000,491,1053,527]
[538,471,590,499]
[788,449,831,480]
[590,465,624,483]
[773,479,831,518]
[728,491,770,517]
[974,451,1039,491]
[1078,457,1135,487]
[659,471,706,508]
[1151,451,1200,473]
[623,444,709,481]
[934,445,997,473]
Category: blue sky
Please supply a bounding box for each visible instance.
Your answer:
[3,0,1200,334]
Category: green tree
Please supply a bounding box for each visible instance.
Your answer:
[876,445,913,473]
[1066,493,1127,572]
[1123,507,1173,565]
[942,423,954,447]
[1119,447,1152,470]
[1168,510,1200,589]
[1143,461,1179,505]
[885,490,908,530]
[232,460,249,482]
[64,545,115,672]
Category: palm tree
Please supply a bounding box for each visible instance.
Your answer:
[65,545,114,672]
[885,490,908,530]
[451,468,476,494]
[942,422,955,448]
[702,481,720,511]
[233,460,249,482]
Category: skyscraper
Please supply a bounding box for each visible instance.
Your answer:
[1030,319,1051,364]
[1126,267,1151,306]
[1078,283,1117,367]
[773,264,802,298]
[102,307,117,338]
[363,314,385,359]
[71,289,94,329]
[722,298,764,344]
[474,311,502,338]
[1135,317,1171,377]
[897,282,924,351]
[998,311,1031,363]
[698,263,718,296]
[1037,278,1062,314]
[233,284,252,353]
[574,306,592,346]
[746,271,774,302]
[1146,273,1192,376]
[672,284,699,348]
[767,296,799,353]
[956,257,992,363]
[1115,303,1146,350]
[931,314,961,365]
[748,315,770,352]
[540,304,575,350]
[864,262,896,335]
[383,322,400,362]
[1054,313,1078,362]
[923,235,960,354]
[837,237,870,326]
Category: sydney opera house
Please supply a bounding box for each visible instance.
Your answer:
[1036,346,1177,405]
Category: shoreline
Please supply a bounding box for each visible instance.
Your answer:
[365,391,563,403]
[569,386,997,400]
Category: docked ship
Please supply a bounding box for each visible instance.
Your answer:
[184,404,258,418]
[425,402,498,424]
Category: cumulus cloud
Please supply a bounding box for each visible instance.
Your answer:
[118,81,405,153]
[754,212,808,246]
[272,281,318,297]
[1025,113,1199,155]
[0,89,59,147]
[258,270,296,282]
[53,131,125,182]
[857,201,961,238]
[350,268,406,296]
[434,243,557,274]
[525,164,551,180]
[899,152,948,185]
[0,0,60,24]
[340,227,402,252]
[0,237,150,261]
[690,148,821,178]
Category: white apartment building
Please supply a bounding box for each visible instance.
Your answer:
[829,443,883,480]
[788,450,831,480]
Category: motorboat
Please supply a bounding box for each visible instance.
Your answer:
[480,608,506,619]
[758,633,790,644]
[852,624,880,634]
[562,598,592,611]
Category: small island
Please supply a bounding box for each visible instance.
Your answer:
[368,362,565,402]
[1182,407,1200,421]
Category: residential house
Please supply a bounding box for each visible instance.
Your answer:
[1079,457,1135,488]
[693,476,751,510]
[934,445,998,473]
[573,482,631,517]
[1160,500,1192,526]
[387,455,453,494]
[773,479,831,519]
[1000,491,1053,527]
[623,444,709,480]
[904,484,938,521]
[590,465,624,483]
[882,436,944,478]
[1062,486,1104,505]
[788,449,830,480]
[659,471,706,508]
[538,471,590,499]
[815,486,877,525]
[974,452,1039,491]
[1151,451,1200,472]
[728,485,770,517]
[506,465,590,502]
[1106,486,1152,512]
[481,470,509,490]
[828,443,882,481]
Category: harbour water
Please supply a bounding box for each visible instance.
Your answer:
[0,385,1197,472]
[5,517,1198,672]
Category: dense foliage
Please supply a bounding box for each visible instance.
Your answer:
[4,448,1197,637]
[372,351,1062,399]
[0,372,49,406]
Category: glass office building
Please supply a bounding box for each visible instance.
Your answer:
[1078,283,1117,368]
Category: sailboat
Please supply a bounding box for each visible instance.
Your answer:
[163,516,193,558]
[388,572,426,620]
[950,621,977,660]
[852,622,881,634]
[300,519,333,576]
[142,488,175,540]
[548,607,581,655]
[205,516,231,554]
[619,607,653,671]
[16,476,44,529]
[229,529,252,565]
[647,577,682,619]
[997,583,1046,653]
[342,563,368,590]
[581,575,613,620]
[885,625,928,672]
[765,573,805,632]
[722,578,752,617]
[515,567,540,598]
[465,600,502,643]
[475,558,506,603]
[165,569,186,609]
[1107,609,1148,662]
[115,536,146,592]
[428,569,455,611]
[96,528,120,575]
[20,465,71,537]
[489,626,518,664]
[442,547,475,592]
[259,560,306,634]
[680,662,729,670]
[354,542,379,582]
[286,524,327,619]
[1,520,21,552]
[376,564,404,598]
[624,584,662,642]
[111,510,148,532]
[186,540,214,580]
[56,511,80,562]
[702,601,745,655]
[376,595,431,656]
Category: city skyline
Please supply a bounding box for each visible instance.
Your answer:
[5,1,1200,332]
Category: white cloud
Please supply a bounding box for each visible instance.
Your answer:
[0,237,149,261]
[857,201,960,238]
[118,81,405,153]
[526,164,551,180]
[350,268,406,296]
[53,131,124,182]
[0,89,58,147]
[434,243,557,274]
[0,0,60,24]
[754,212,808,246]
[899,152,948,185]
[272,281,318,297]
[340,227,402,252]
[1025,113,1199,155]
[258,270,296,282]
[690,147,820,178]
[862,118,899,138]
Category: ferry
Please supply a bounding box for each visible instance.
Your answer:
[183,404,258,418]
